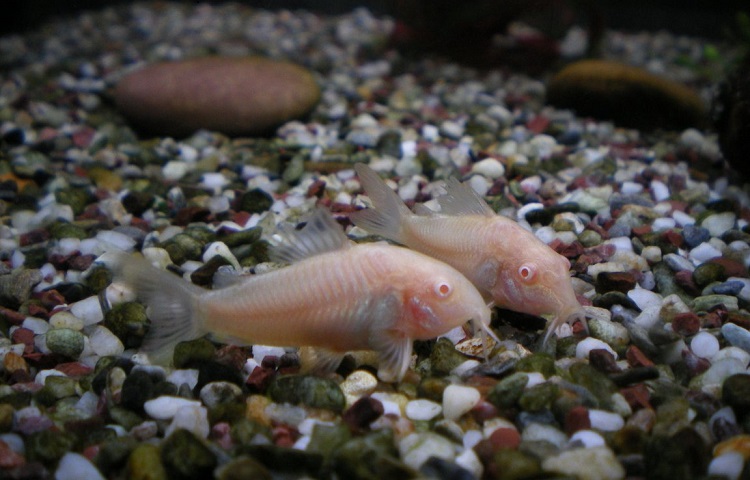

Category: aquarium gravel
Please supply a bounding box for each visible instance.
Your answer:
[0,3,748,479]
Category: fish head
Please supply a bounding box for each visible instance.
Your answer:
[491,242,582,323]
[402,263,491,341]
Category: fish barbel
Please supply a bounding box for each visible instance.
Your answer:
[351,163,585,343]
[106,208,492,382]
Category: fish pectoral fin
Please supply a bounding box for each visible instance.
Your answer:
[298,346,346,374]
[476,259,499,292]
[370,328,413,383]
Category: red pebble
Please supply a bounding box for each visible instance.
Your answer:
[620,384,652,411]
[674,270,701,296]
[55,362,93,378]
[82,445,99,461]
[0,307,26,325]
[708,257,748,278]
[672,312,701,336]
[661,229,684,248]
[0,440,25,469]
[489,427,521,450]
[564,406,591,436]
[272,425,298,448]
[526,115,550,134]
[211,423,234,450]
[36,290,65,310]
[631,225,652,237]
[682,349,711,376]
[246,366,275,393]
[26,303,48,319]
[626,345,654,368]
[470,400,499,423]
[11,328,35,355]
[343,396,384,433]
[701,311,723,329]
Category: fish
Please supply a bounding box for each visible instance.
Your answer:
[350,163,585,344]
[105,208,493,382]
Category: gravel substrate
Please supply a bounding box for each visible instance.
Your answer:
[0,3,748,480]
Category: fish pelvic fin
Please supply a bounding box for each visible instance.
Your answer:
[269,207,350,264]
[298,346,346,375]
[370,327,413,383]
[351,163,411,243]
[438,177,495,217]
[103,252,207,366]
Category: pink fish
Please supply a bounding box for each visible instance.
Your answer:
[107,208,492,382]
[351,163,585,343]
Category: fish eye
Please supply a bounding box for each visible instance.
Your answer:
[434,281,452,297]
[518,264,535,282]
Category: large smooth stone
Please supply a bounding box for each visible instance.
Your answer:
[113,57,320,137]
[546,59,707,131]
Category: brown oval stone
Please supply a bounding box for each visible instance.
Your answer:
[113,57,320,137]
[546,59,707,130]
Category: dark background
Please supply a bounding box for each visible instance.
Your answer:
[2,0,746,39]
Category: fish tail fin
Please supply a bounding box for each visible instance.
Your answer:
[103,251,208,365]
[351,163,412,243]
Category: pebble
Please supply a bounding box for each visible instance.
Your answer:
[721,323,750,353]
[588,409,625,431]
[541,446,625,480]
[707,452,744,480]
[45,328,85,359]
[691,332,720,359]
[569,430,606,448]
[405,399,442,421]
[576,337,617,359]
[399,432,456,470]
[689,243,723,264]
[702,212,736,237]
[55,452,105,480]
[442,385,481,421]
[165,405,210,439]
[627,287,662,310]
[471,158,505,178]
[143,396,203,420]
[88,326,125,357]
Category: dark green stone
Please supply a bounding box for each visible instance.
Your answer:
[692,262,726,287]
[307,422,352,458]
[122,190,155,216]
[237,444,323,475]
[95,435,138,475]
[238,188,274,214]
[487,372,529,410]
[86,264,113,293]
[108,406,145,431]
[161,429,217,480]
[26,429,77,465]
[161,233,204,265]
[45,328,85,358]
[49,221,88,240]
[492,449,541,480]
[221,227,262,248]
[230,418,272,445]
[417,377,449,403]
[722,374,750,413]
[643,429,708,480]
[515,353,556,378]
[173,337,216,369]
[267,374,345,412]
[120,370,155,412]
[429,338,469,376]
[0,268,42,309]
[568,362,616,409]
[55,187,92,215]
[652,262,693,305]
[376,130,402,158]
[104,302,149,349]
[216,456,272,480]
[519,382,559,412]
[128,443,168,480]
[330,429,412,480]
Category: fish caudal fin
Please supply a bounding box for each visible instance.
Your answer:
[351,163,411,243]
[102,252,207,365]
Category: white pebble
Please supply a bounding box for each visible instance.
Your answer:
[650,180,670,202]
[521,423,568,449]
[75,391,99,417]
[463,429,483,449]
[569,430,606,448]
[143,396,202,420]
[163,161,189,181]
[712,346,750,365]
[200,172,230,192]
[651,218,676,231]
[576,338,617,360]
[89,326,124,357]
[455,448,484,479]
[55,452,105,480]
[606,236,633,252]
[524,372,547,388]
[202,241,240,270]
[167,369,200,390]
[689,242,722,264]
[620,181,643,195]
[442,385,481,421]
[0,433,24,454]
[519,175,542,194]
[640,246,662,264]
[165,405,210,439]
[22,317,50,335]
[468,175,491,197]
[708,452,745,480]
[691,332,720,359]
[672,210,696,227]
[96,230,136,252]
[422,124,439,142]
[398,180,419,202]
[588,409,625,431]
[471,158,505,178]
[627,287,662,311]
[69,295,104,326]
[405,399,442,421]
[702,212,736,238]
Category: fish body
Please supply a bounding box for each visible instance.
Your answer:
[351,163,584,341]
[108,208,491,381]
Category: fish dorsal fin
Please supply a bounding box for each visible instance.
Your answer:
[437,177,495,217]
[269,207,350,263]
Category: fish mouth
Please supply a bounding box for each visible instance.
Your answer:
[541,308,588,346]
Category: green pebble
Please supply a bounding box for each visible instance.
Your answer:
[267,374,345,412]
[104,302,149,349]
[492,449,541,480]
[555,335,579,358]
[55,187,92,215]
[236,444,323,475]
[49,221,88,240]
[515,353,556,377]
[588,317,630,352]
[161,233,204,265]
[96,435,138,476]
[722,374,750,412]
[308,422,352,458]
[216,456,272,480]
[654,397,690,436]
[429,337,469,375]
[43,375,78,399]
[692,262,726,287]
[0,403,13,432]
[161,429,217,480]
[128,443,168,480]
[578,229,602,247]
[183,226,216,244]
[417,377,449,403]
[45,328,85,358]
[487,372,529,410]
[239,188,274,214]
[108,406,145,431]
[173,338,216,368]
[86,264,113,293]
[221,227,262,248]
[330,429,410,480]
[692,294,739,312]
[26,429,77,466]
[519,382,559,412]
[644,430,709,480]
[652,262,693,305]
[568,363,616,409]
[0,268,42,309]
[282,155,305,183]
[230,419,272,445]
[376,130,402,158]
